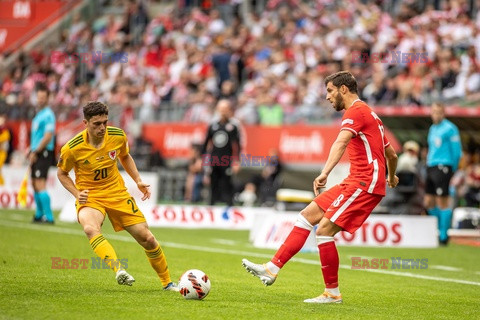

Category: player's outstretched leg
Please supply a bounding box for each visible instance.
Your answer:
[242,259,277,286]
[242,210,316,286]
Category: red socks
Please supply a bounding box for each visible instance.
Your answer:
[271,226,311,268]
[318,240,339,288]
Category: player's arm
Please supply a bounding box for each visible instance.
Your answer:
[385,144,399,188]
[118,153,151,201]
[450,126,462,172]
[30,115,55,163]
[56,144,89,204]
[313,130,353,195]
[35,132,54,153]
[201,125,213,155]
[56,167,89,204]
[29,131,54,164]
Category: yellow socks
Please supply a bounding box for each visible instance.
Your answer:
[89,234,120,272]
[145,244,171,287]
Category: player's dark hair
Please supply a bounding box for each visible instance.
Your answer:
[324,71,358,94]
[35,82,49,95]
[83,101,109,120]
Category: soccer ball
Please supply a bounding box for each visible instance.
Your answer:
[178,269,211,300]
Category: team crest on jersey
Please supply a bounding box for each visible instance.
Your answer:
[109,150,117,160]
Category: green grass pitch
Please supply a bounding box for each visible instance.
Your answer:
[0,209,479,320]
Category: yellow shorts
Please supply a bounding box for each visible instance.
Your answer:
[76,192,146,232]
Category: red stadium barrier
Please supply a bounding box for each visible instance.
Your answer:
[6,120,400,165]
[142,123,401,164]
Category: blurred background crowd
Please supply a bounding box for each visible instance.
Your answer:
[1,0,480,125]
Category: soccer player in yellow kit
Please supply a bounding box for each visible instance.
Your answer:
[57,101,178,290]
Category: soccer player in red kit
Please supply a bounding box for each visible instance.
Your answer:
[242,71,399,303]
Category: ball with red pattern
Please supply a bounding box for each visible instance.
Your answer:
[178,269,211,300]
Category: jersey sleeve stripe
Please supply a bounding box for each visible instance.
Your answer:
[68,139,84,148]
[107,127,123,132]
[341,127,357,136]
[69,139,84,149]
[68,135,83,145]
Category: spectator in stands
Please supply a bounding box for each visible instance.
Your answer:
[237,182,257,207]
[257,94,283,126]
[254,148,283,206]
[390,140,424,215]
[464,148,480,207]
[184,144,204,203]
[397,140,421,174]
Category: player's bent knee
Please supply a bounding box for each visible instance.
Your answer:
[83,225,101,238]
[144,234,157,249]
[299,202,324,226]
[136,230,157,250]
[316,218,340,237]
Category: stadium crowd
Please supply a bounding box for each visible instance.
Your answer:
[1,0,480,126]
[0,0,479,209]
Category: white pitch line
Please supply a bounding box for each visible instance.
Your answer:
[1,219,479,287]
[430,265,463,272]
[8,213,28,221]
[211,238,238,246]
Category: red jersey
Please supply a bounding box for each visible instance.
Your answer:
[340,100,389,195]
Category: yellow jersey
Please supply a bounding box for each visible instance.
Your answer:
[57,126,129,196]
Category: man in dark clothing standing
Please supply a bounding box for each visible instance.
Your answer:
[202,99,241,206]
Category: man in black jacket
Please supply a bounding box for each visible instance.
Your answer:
[202,99,241,206]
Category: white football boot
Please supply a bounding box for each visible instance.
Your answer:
[304,291,343,304]
[242,259,277,286]
[116,269,135,286]
[163,282,180,292]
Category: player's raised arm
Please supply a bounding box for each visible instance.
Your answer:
[118,153,151,201]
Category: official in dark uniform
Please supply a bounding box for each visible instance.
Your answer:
[202,99,241,206]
